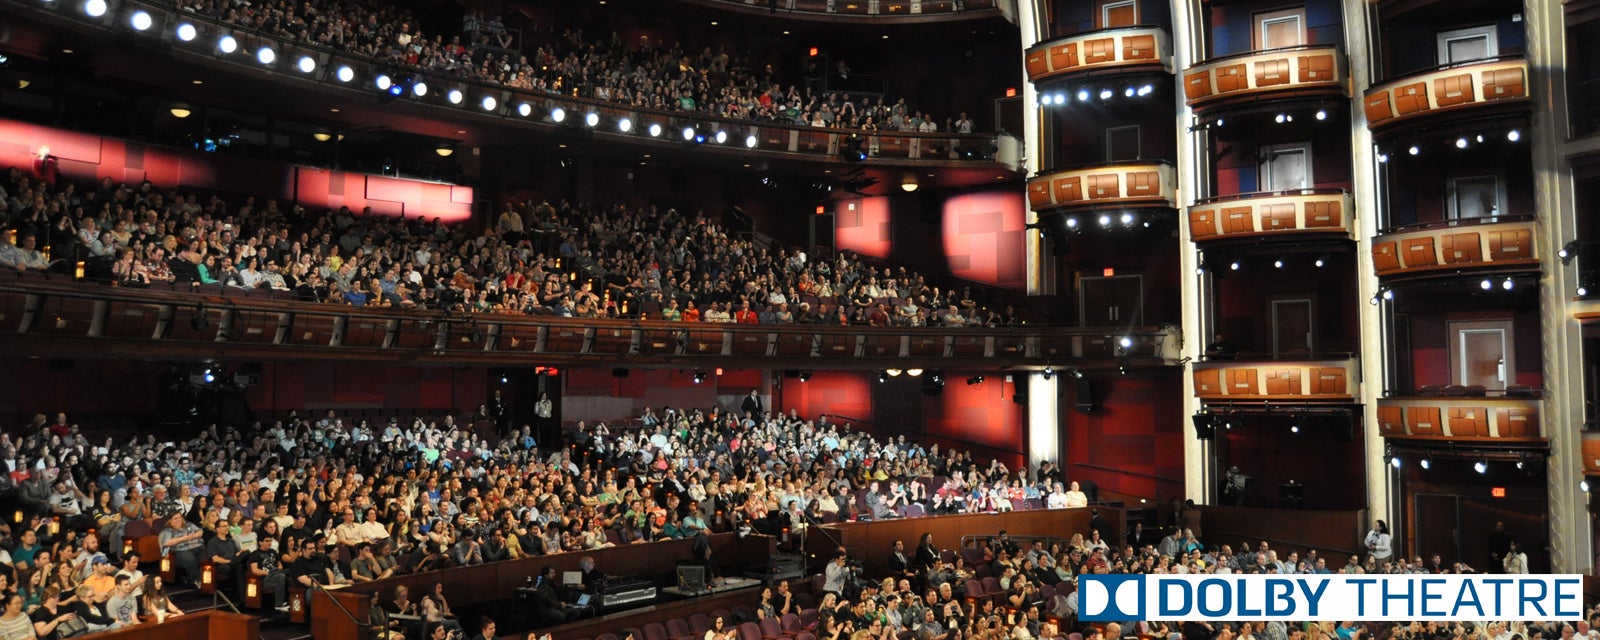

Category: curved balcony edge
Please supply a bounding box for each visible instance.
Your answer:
[671,0,1003,23]
[1370,217,1539,280]
[1377,395,1543,443]
[1026,25,1173,85]
[1193,357,1360,403]
[1027,161,1177,212]
[1188,189,1353,244]
[1182,44,1349,113]
[1363,56,1531,134]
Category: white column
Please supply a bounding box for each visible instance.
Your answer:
[1342,0,1391,530]
[1027,373,1061,468]
[1018,0,1047,296]
[1523,0,1590,574]
[1171,0,1210,504]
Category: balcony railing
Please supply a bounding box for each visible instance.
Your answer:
[1378,396,1543,443]
[1193,358,1360,403]
[676,0,1000,22]
[1584,433,1600,475]
[17,0,1007,166]
[1027,161,1176,212]
[1026,26,1173,85]
[1188,189,1353,243]
[1183,44,1348,113]
[0,273,1181,368]
[1363,56,1530,132]
[1370,216,1538,279]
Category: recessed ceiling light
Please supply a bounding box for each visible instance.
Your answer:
[456,130,466,134]
[329,108,340,113]
[192,80,204,85]
[711,21,718,25]
[62,49,75,54]
[783,30,790,35]
[642,154,651,158]
[558,144,567,148]
[882,35,889,39]
[743,164,750,168]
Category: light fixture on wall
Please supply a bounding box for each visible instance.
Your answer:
[312,132,332,142]
[901,176,919,192]
[169,105,192,119]
[435,145,454,157]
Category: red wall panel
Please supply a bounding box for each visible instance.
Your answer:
[835,196,892,259]
[926,374,1025,467]
[941,191,1027,290]
[1063,374,1185,499]
[778,371,874,423]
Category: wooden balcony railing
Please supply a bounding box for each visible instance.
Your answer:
[1363,56,1530,132]
[1183,44,1348,113]
[1193,358,1360,403]
[1027,161,1176,212]
[1188,189,1353,243]
[674,0,1000,22]
[1370,217,1538,279]
[0,274,1180,369]
[1378,396,1543,443]
[1026,26,1173,84]
[1583,432,1600,475]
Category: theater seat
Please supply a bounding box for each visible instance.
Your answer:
[781,613,803,636]
[739,622,764,640]
[644,622,671,640]
[669,618,697,640]
[690,614,713,635]
[760,617,788,640]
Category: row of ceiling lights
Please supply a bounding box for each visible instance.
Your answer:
[1037,83,1156,106]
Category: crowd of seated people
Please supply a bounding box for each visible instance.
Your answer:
[174,0,976,134]
[0,167,1025,327]
[0,398,1080,637]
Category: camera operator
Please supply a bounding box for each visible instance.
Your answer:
[528,566,567,628]
[823,549,852,595]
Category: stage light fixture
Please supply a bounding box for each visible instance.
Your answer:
[1229,261,1240,271]
[1052,93,1065,105]
[335,65,353,82]
[129,10,151,30]
[1456,137,1468,149]
[745,134,758,148]
[1314,256,1325,268]
[1474,461,1488,474]
[648,123,663,137]
[1099,88,1113,100]
[1137,84,1153,96]
[296,56,316,73]
[682,126,696,141]
[1502,278,1514,291]
[1507,129,1521,142]
[1064,216,1079,229]
[1480,279,1492,290]
[1076,89,1090,102]
[1119,336,1133,349]
[256,46,275,65]
[1119,212,1134,226]
[585,112,599,127]
[218,35,238,54]
[877,372,889,384]
[886,368,903,377]
[1420,458,1431,470]
[550,107,566,123]
[1315,110,1327,120]
[1561,240,1580,265]
[1377,153,1388,163]
[517,103,532,117]
[1274,259,1284,269]
[375,74,392,91]
[714,130,728,144]
[1041,366,1053,380]
[617,117,633,133]
[83,0,106,17]
[1275,113,1286,124]
[1382,288,1393,301]
[1124,87,1135,98]
[1391,456,1401,469]
[1583,480,1592,492]
[1408,145,1419,156]
[1097,214,1111,227]
[175,22,197,41]
[906,368,924,377]
[480,96,497,111]
[966,375,984,386]
[410,81,428,97]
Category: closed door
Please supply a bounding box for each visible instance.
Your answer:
[1437,26,1497,65]
[1255,8,1305,50]
[1098,0,1137,28]
[1079,275,1144,325]
[1450,320,1513,389]
[1260,144,1311,191]
[1106,125,1141,162]
[1448,175,1501,219]
[1271,299,1313,356]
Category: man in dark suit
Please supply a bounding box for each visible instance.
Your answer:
[740,390,763,418]
[888,540,916,580]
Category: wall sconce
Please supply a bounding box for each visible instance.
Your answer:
[12,509,22,524]
[48,517,60,536]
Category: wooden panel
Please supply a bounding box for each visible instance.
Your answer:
[863,333,899,357]
[1083,38,1115,64]
[1406,405,1442,436]
[1447,406,1488,437]
[1378,404,1405,436]
[1086,173,1120,199]
[101,301,162,339]
[637,328,678,355]
[1310,366,1348,395]
[1027,179,1053,208]
[1262,203,1296,230]
[1123,34,1156,61]
[1373,241,1401,272]
[1221,206,1255,234]
[684,329,723,355]
[1215,63,1249,92]
[283,314,337,346]
[1392,81,1431,116]
[1226,368,1259,395]
[443,327,484,351]
[951,335,985,357]
[1050,42,1080,71]
[343,318,388,348]
[1482,68,1526,100]
[1039,335,1076,358]
[818,333,854,356]
[909,334,944,357]
[1264,368,1302,395]
[1053,175,1084,203]
[1305,200,1341,228]
[166,304,222,342]
[1402,236,1438,268]
[1441,232,1483,264]
[591,326,632,355]
[1127,171,1158,197]
[729,331,768,356]
[1582,434,1600,472]
[390,320,437,349]
[498,325,540,352]
[1298,54,1334,82]
[228,310,278,344]
[1025,50,1050,79]
[546,326,588,353]
[1254,58,1290,87]
[1194,368,1222,395]
[1433,74,1475,107]
[1488,228,1532,261]
[773,331,812,357]
[1184,71,1214,100]
[1189,208,1218,238]
[1364,91,1395,124]
[1496,406,1538,437]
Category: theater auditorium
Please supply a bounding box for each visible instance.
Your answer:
[0,0,1596,638]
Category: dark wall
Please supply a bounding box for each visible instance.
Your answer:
[1383,11,1525,79]
[1211,112,1354,197]
[1380,126,1533,229]
[1217,413,1366,510]
[1048,0,1173,37]
[1208,0,1344,58]
[1211,253,1362,356]
[1062,372,1185,500]
[1045,87,1179,167]
[1401,459,1547,571]
[0,359,165,426]
[1052,232,1183,326]
[1398,299,1544,391]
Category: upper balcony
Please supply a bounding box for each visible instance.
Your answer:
[1363,56,1531,134]
[1026,26,1173,85]
[1027,161,1176,213]
[1182,45,1349,115]
[1370,216,1538,281]
[674,0,1003,23]
[1193,357,1360,404]
[1377,394,1543,444]
[1188,189,1353,244]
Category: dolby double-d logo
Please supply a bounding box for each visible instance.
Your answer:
[1080,574,1146,621]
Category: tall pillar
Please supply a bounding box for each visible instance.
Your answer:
[1018,0,1047,296]
[1171,0,1211,504]
[1027,373,1061,469]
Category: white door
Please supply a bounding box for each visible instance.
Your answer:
[1256,9,1305,50]
[1437,26,1497,65]
[1450,320,1513,390]
[1259,143,1311,192]
[1448,175,1502,219]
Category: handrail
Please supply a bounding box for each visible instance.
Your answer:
[211,589,241,615]
[1197,351,1359,362]
[1374,53,1528,86]
[1033,158,1176,175]
[1194,188,1348,206]
[1027,23,1170,50]
[1192,42,1344,67]
[314,586,369,637]
[1375,212,1535,237]
[1072,462,1181,484]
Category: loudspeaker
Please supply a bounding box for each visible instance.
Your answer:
[1012,376,1028,405]
[1280,482,1304,509]
[1074,378,1095,413]
[676,564,707,594]
[1191,414,1216,440]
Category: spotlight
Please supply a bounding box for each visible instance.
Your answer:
[1275,114,1287,124]
[218,35,238,54]
[1507,129,1521,142]
[412,81,429,97]
[1476,135,1484,143]
[1315,110,1327,120]
[906,368,924,377]
[1369,295,1380,306]
[335,65,354,83]
[648,123,663,137]
[585,112,600,127]
[1480,279,1492,290]
[1053,93,1065,105]
[500,374,509,384]
[83,0,106,17]
[550,107,566,123]
[255,46,275,65]
[1119,336,1133,348]
[1216,118,1225,127]
[1502,278,1514,290]
[966,375,984,386]
[1408,145,1420,156]
[1581,285,1590,297]
[1289,424,1300,434]
[617,117,633,133]
[517,103,532,117]
[129,10,152,30]
[480,96,497,111]
[1274,259,1284,269]
[203,369,215,384]
[375,74,393,91]
[1097,214,1111,227]
[1378,153,1389,163]
[877,372,889,384]
[1042,366,1054,380]
[1119,212,1134,226]
[1118,361,1129,376]
[714,130,728,144]
[886,368,903,377]
[1124,87,1135,98]
[1560,240,1580,265]
[1137,84,1153,96]
[1584,480,1592,492]
[296,56,316,74]
[1230,261,1240,271]
[682,126,696,141]
[745,134,758,149]
[1314,257,1325,268]
[798,371,812,382]
[175,22,197,42]
[1076,89,1090,102]
[1474,461,1488,474]
[1099,88,1113,100]
[692,371,706,384]
[1382,288,1393,300]
[1456,137,1468,149]
[1420,458,1431,470]
[1064,217,1079,229]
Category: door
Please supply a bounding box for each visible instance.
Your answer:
[1271,298,1313,356]
[1413,492,1546,569]
[1260,143,1311,191]
[1437,26,1497,65]
[1450,319,1514,389]
[1255,8,1305,50]
[1106,125,1141,162]
[1079,275,1144,325]
[1448,175,1502,219]
[1097,0,1137,28]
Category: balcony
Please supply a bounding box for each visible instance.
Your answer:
[0,274,1182,369]
[673,0,1001,22]
[1027,162,1176,212]
[1378,395,1543,443]
[1370,216,1538,280]
[1188,189,1353,244]
[1026,26,1173,85]
[1183,45,1348,114]
[1584,432,1600,475]
[1192,357,1360,404]
[1363,56,1530,133]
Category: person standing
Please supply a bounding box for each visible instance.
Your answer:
[1363,520,1393,564]
[534,392,554,449]
[741,389,763,419]
[1502,540,1529,574]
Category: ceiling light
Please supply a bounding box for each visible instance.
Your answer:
[1137,84,1153,96]
[218,35,238,54]
[335,65,353,83]
[682,126,696,141]
[1230,261,1240,271]
[412,81,429,97]
[1314,257,1325,268]
[1042,366,1053,380]
[1369,295,1380,305]
[1456,137,1468,149]
[1583,480,1592,492]
[518,103,532,117]
[129,10,152,30]
[1275,113,1286,124]
[1480,279,1493,290]
[1420,458,1431,470]
[1290,424,1300,434]
[446,88,462,104]
[585,112,599,127]
[169,106,191,119]
[1052,93,1065,105]
[550,107,566,122]
[375,74,392,91]
[481,96,497,111]
[1274,259,1284,268]
[1580,285,1590,297]
[1391,456,1402,469]
[617,117,633,132]
[1076,89,1090,102]
[745,134,758,148]
[1097,214,1111,227]
[1408,145,1419,156]
[1099,88,1113,100]
[1118,336,1133,348]
[312,132,332,142]
[1474,461,1488,474]
[1378,153,1388,163]
[1315,110,1327,120]
[255,46,275,65]
[1216,118,1224,127]
[1508,129,1521,142]
[714,130,728,144]
[1502,278,1514,290]
[435,145,454,157]
[83,0,106,17]
[175,22,197,41]
[886,368,903,377]
[648,123,663,137]
[296,56,316,73]
[906,368,924,377]
[901,178,918,192]
[1064,217,1079,229]
[1382,288,1393,300]
[1124,87,1136,98]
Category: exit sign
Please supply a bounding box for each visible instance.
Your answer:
[1491,487,1506,498]
[1103,267,1116,277]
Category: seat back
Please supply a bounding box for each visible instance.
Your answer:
[782,613,803,634]
[760,618,784,637]
[690,614,713,635]
[644,622,670,640]
[739,622,764,640]
[669,618,695,639]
